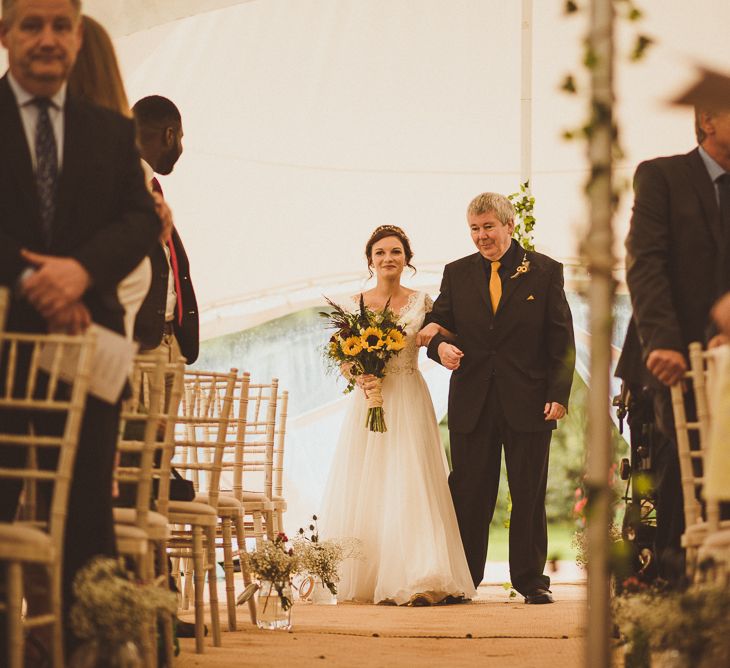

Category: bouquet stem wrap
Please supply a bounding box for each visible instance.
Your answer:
[365,378,386,432]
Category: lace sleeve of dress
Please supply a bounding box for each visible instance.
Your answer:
[424,292,434,314]
[347,294,360,313]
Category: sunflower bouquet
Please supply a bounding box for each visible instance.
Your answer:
[320,294,407,432]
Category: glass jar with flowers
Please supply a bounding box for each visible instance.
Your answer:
[242,532,300,630]
[68,557,177,667]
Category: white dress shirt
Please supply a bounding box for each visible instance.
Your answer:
[7,71,66,171]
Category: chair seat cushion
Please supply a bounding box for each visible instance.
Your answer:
[0,523,53,563]
[113,507,168,528]
[241,491,271,502]
[195,493,243,509]
[167,500,217,516]
[114,523,149,541]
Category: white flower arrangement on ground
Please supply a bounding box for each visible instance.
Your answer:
[613,583,730,667]
[242,532,300,610]
[70,557,177,646]
[294,515,362,595]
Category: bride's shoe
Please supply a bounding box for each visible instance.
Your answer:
[376,598,397,606]
[408,592,435,607]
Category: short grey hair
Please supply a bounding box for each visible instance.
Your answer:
[467,192,515,225]
[2,0,82,26]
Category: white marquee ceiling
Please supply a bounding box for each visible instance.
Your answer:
[3,1,729,335]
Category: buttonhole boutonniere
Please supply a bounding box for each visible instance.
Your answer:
[510,255,531,279]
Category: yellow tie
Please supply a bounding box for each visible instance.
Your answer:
[489,261,502,313]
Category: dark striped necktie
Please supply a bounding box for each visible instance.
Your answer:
[33,97,58,247]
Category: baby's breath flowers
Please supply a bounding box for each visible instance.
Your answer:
[294,515,361,596]
[242,532,300,611]
[320,294,408,432]
[69,557,177,646]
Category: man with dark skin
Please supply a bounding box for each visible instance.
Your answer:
[132,95,199,368]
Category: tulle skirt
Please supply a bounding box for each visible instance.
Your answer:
[320,369,476,604]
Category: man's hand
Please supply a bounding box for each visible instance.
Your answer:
[153,192,173,243]
[712,292,730,337]
[544,402,566,421]
[416,323,441,347]
[47,302,92,334]
[646,349,687,386]
[437,342,463,370]
[20,250,91,319]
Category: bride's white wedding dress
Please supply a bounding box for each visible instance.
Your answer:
[320,291,476,604]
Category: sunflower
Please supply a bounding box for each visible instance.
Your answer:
[384,328,406,351]
[341,336,363,356]
[360,326,385,352]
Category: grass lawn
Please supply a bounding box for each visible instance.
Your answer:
[487,521,578,563]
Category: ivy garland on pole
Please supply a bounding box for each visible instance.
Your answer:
[508,181,537,251]
[560,0,653,203]
[558,2,652,667]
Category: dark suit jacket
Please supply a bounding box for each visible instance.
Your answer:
[625,148,727,362]
[0,74,159,336]
[134,227,199,363]
[426,243,575,434]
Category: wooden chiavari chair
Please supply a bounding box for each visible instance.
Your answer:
[177,371,258,631]
[167,369,237,651]
[696,345,730,583]
[232,377,278,547]
[0,287,96,668]
[670,342,729,580]
[113,351,184,666]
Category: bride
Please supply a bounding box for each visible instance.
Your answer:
[320,225,476,606]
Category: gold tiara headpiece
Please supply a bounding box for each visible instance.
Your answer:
[370,225,409,241]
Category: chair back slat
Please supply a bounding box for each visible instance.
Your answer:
[273,391,289,497]
[0,320,96,552]
[174,369,238,508]
[231,378,278,501]
[670,341,716,532]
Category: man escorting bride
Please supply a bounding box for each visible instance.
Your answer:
[419,192,575,604]
[321,191,574,607]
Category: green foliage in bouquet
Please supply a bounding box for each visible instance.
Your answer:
[70,557,177,646]
[294,515,362,596]
[242,532,300,611]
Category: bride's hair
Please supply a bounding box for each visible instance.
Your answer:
[365,225,416,278]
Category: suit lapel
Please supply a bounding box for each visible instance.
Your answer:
[0,76,41,233]
[468,253,492,315]
[685,148,723,246]
[497,246,529,313]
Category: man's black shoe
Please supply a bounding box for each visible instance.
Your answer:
[524,588,554,604]
[175,618,207,637]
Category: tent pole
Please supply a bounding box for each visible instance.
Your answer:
[584,1,615,667]
[520,0,533,188]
